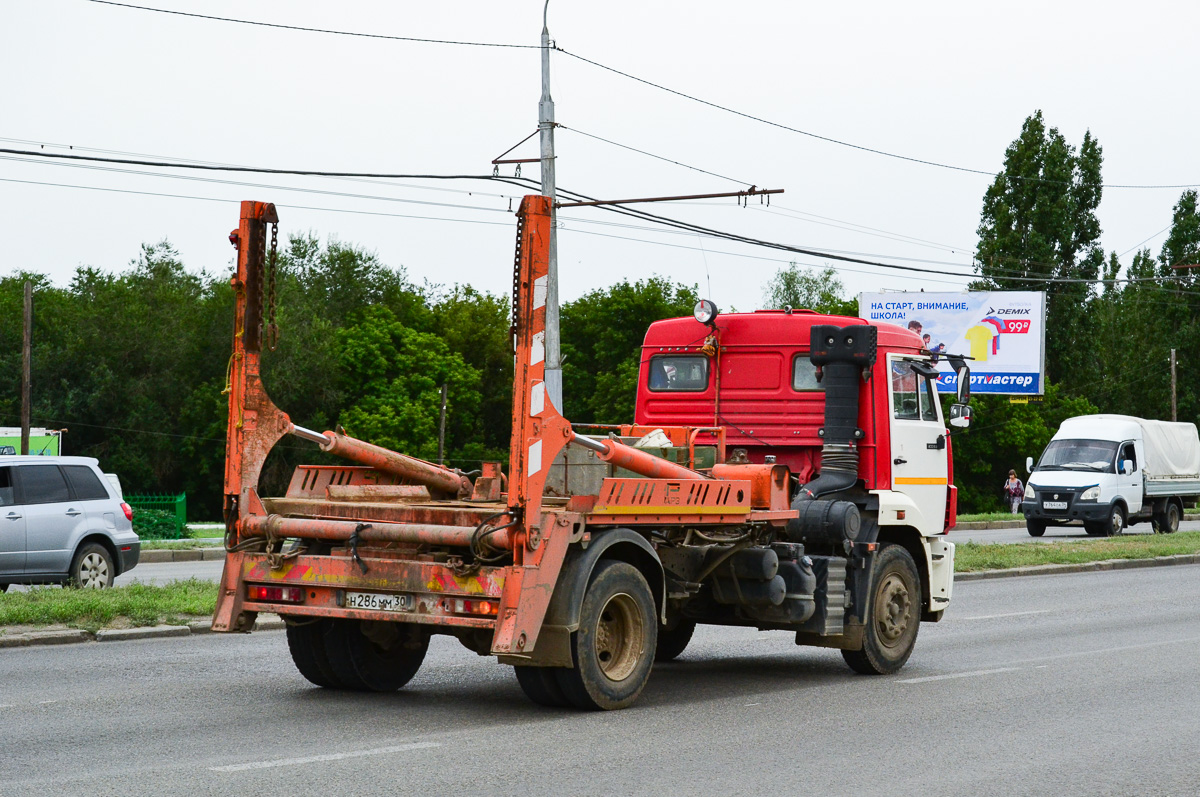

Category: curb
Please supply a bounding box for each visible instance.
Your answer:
[0,613,284,650]
[139,548,226,563]
[957,553,1200,581]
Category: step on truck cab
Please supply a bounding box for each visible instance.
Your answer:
[213,196,971,710]
[1023,414,1200,537]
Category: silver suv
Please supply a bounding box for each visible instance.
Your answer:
[0,456,141,590]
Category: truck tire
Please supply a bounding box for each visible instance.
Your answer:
[1026,519,1047,537]
[554,560,657,710]
[284,618,340,688]
[324,619,429,692]
[514,666,573,707]
[1153,503,1180,534]
[1104,504,1126,537]
[842,544,920,675]
[654,618,696,662]
[1083,522,1106,536]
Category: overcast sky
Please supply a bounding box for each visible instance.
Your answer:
[3,1,1197,314]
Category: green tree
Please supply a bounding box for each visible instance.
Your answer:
[975,110,1104,392]
[761,263,857,315]
[430,285,513,459]
[561,277,698,423]
[336,305,483,463]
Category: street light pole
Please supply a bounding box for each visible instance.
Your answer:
[539,0,562,411]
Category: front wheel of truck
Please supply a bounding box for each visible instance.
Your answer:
[842,543,920,676]
[554,560,657,710]
[324,619,429,692]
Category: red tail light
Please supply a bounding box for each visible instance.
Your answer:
[121,502,133,522]
[443,598,498,616]
[246,585,304,603]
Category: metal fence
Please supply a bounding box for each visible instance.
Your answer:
[125,493,188,534]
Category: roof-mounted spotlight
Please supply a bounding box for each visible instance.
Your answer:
[693,299,719,327]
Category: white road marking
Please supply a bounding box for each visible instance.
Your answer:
[210,742,441,772]
[958,610,1051,621]
[900,667,1021,684]
[38,700,57,705]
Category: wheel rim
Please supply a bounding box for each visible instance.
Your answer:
[593,592,645,682]
[1169,506,1179,532]
[1110,509,1123,536]
[78,552,109,588]
[874,572,912,650]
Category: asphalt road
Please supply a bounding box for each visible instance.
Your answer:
[2,565,1198,796]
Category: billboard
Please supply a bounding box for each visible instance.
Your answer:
[858,291,1047,395]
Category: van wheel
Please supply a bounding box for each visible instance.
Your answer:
[1104,504,1126,537]
[1153,503,1180,534]
[1026,519,1047,537]
[284,618,340,688]
[323,619,429,692]
[842,544,920,675]
[554,560,657,710]
[70,543,114,588]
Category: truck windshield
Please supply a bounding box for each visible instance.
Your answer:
[1037,439,1118,472]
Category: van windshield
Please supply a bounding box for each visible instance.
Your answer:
[1037,439,1118,472]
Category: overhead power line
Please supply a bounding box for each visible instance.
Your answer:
[555,49,1200,191]
[82,2,1200,189]
[84,0,538,48]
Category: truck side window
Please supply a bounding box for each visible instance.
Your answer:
[647,355,709,392]
[920,377,940,422]
[791,356,824,391]
[891,362,921,420]
[1120,443,1136,472]
[15,464,71,505]
[0,467,13,507]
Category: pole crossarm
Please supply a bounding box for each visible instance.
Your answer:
[556,188,784,208]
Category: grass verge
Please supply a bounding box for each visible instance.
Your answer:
[955,531,1200,572]
[0,579,217,633]
[142,540,221,550]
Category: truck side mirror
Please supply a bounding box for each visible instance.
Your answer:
[1025,456,1034,473]
[1120,459,1133,475]
[949,403,972,428]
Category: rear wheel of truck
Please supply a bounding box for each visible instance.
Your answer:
[285,618,339,688]
[654,618,696,662]
[1153,503,1180,534]
[842,543,920,676]
[554,560,657,710]
[324,619,429,692]
[1026,519,1047,537]
[514,666,573,707]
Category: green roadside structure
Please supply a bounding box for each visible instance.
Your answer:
[0,427,63,456]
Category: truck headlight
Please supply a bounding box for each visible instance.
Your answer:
[1024,484,1035,500]
[1079,486,1101,501]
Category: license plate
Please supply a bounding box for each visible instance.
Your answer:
[1043,501,1068,510]
[344,591,413,612]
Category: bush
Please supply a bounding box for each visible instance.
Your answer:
[132,508,184,540]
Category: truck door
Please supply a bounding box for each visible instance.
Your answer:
[888,357,948,536]
[1116,440,1142,514]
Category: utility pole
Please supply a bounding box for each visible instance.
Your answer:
[539,0,562,412]
[1171,348,1177,422]
[21,280,32,455]
[437,383,448,465]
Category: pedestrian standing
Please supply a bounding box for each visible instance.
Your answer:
[1004,469,1024,514]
